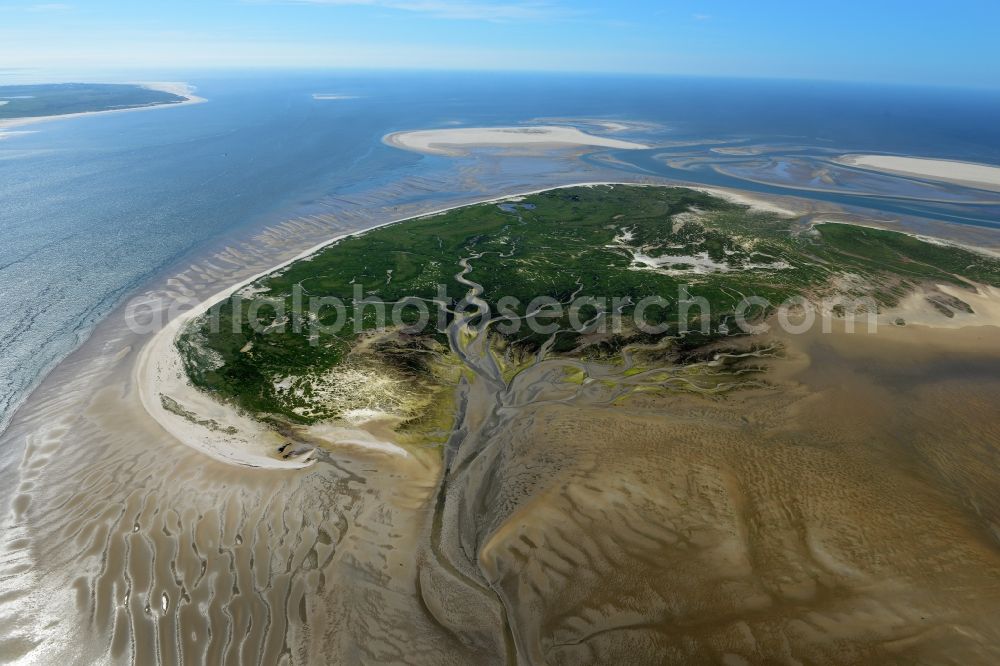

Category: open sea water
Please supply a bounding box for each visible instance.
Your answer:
[2,71,1000,432]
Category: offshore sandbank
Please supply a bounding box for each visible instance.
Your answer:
[383,125,649,155]
[837,154,1000,192]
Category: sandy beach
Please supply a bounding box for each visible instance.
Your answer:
[383,125,649,155]
[836,154,1000,191]
[690,185,802,216]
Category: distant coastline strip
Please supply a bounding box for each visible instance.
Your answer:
[0,82,205,132]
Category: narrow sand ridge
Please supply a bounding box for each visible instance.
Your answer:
[837,154,1000,192]
[384,125,649,155]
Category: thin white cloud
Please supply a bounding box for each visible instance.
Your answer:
[26,3,73,11]
[269,0,564,21]
[692,13,711,21]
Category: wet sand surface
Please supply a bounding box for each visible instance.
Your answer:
[2,163,1000,663]
[448,324,1000,664]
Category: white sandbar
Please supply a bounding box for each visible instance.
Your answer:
[384,125,649,155]
[836,154,1000,191]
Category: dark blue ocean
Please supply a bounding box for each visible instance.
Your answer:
[2,71,1000,430]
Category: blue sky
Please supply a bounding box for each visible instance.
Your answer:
[1,0,998,87]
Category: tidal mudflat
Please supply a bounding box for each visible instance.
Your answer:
[3,172,999,664]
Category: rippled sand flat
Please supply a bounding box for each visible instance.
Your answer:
[4,317,1000,664]
[432,323,1000,663]
[0,245,471,664]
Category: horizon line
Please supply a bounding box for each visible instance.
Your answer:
[2,67,999,93]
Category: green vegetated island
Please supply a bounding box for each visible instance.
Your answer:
[178,185,1000,442]
[0,83,187,120]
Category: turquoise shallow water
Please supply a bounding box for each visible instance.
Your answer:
[1,71,999,431]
